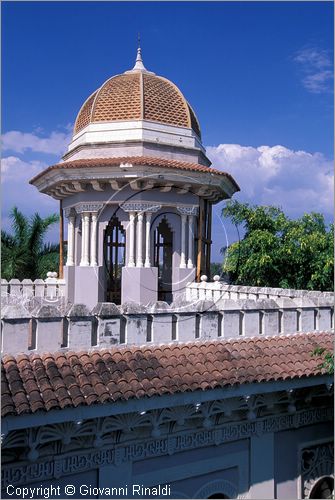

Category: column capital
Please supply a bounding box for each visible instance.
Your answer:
[64,207,76,219]
[177,205,199,216]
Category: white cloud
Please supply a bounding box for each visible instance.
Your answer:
[1,156,45,182]
[207,143,334,218]
[293,47,333,94]
[2,129,71,155]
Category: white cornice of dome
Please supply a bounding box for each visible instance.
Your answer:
[66,119,206,158]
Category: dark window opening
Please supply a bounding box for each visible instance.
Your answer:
[104,216,125,305]
[154,217,173,303]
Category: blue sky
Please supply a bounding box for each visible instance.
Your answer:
[2,1,334,262]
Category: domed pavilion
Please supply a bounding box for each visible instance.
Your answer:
[30,48,239,308]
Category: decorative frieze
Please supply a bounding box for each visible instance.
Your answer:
[177,205,199,216]
[2,401,333,489]
[121,202,161,213]
[75,202,104,214]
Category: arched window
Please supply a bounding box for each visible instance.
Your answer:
[104,216,125,304]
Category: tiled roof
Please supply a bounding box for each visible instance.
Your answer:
[73,72,201,138]
[2,332,332,417]
[29,156,239,190]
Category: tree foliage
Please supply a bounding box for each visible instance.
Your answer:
[222,201,334,290]
[1,207,60,280]
[312,347,334,375]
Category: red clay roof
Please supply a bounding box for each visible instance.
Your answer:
[2,332,332,417]
[29,156,239,190]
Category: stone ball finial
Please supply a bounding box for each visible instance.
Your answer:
[213,275,220,282]
[200,275,208,282]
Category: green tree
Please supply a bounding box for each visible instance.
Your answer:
[222,201,334,290]
[1,207,60,280]
[312,347,334,375]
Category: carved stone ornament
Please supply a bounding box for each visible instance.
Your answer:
[75,203,104,214]
[177,205,199,216]
[121,202,161,213]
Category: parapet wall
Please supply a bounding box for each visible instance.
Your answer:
[1,295,333,356]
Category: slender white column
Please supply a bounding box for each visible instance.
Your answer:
[136,212,144,268]
[80,212,90,266]
[80,213,87,266]
[66,215,75,266]
[180,214,187,268]
[128,212,135,267]
[90,212,98,266]
[187,215,194,268]
[144,212,152,268]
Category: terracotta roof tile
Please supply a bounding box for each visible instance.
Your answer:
[2,332,333,417]
[29,156,240,190]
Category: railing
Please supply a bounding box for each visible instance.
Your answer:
[186,276,334,302]
[1,273,66,300]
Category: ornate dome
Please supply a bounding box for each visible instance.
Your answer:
[74,48,201,138]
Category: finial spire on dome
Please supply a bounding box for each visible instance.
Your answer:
[124,37,155,75]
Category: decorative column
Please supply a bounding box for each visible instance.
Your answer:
[128,212,136,267]
[144,212,152,268]
[177,206,199,270]
[187,215,194,268]
[76,203,103,267]
[65,208,75,266]
[122,203,161,268]
[180,214,187,268]
[136,212,144,267]
[90,212,98,267]
[82,212,90,267]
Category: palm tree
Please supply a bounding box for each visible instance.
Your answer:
[1,207,60,280]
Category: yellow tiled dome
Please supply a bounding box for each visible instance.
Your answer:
[74,49,201,138]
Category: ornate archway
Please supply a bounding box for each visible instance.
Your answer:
[104,216,126,304]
